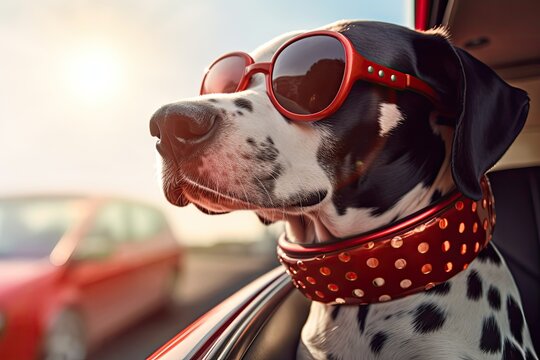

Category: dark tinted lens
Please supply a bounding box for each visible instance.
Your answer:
[201,55,247,94]
[271,35,345,115]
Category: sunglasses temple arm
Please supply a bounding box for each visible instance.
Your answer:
[358,59,444,111]
[406,74,443,107]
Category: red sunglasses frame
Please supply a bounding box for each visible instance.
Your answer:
[200,30,440,122]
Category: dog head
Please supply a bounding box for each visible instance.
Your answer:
[150,20,528,241]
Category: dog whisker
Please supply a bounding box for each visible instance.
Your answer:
[213,173,223,207]
[290,171,306,217]
[259,168,287,219]
[254,176,276,209]
[239,182,251,207]
[315,189,325,221]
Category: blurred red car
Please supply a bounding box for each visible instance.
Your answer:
[0,195,183,360]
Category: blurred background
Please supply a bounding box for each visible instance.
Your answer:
[0,1,411,359]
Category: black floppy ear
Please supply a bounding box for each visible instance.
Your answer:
[414,34,529,199]
[449,48,529,199]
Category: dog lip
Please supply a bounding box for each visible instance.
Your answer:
[182,178,329,213]
[181,178,260,211]
[175,175,329,213]
[164,185,190,207]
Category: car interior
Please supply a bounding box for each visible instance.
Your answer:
[445,0,540,350]
[238,1,540,357]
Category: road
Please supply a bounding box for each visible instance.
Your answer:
[89,250,278,360]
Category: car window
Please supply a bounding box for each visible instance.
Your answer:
[0,198,82,258]
[89,202,130,243]
[75,202,130,259]
[128,204,167,241]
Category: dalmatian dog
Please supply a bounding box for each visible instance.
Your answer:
[150,20,537,359]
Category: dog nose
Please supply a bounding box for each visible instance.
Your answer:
[150,102,218,156]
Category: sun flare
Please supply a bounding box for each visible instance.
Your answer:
[65,45,124,103]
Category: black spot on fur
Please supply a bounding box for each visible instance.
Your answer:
[431,190,442,203]
[467,270,483,301]
[258,163,283,194]
[412,302,446,334]
[273,163,284,176]
[502,338,524,360]
[357,305,370,334]
[370,332,388,354]
[256,151,278,162]
[247,137,279,163]
[255,145,279,162]
[261,163,283,179]
[234,98,253,112]
[208,98,218,103]
[525,348,537,360]
[477,244,502,266]
[487,286,501,311]
[426,281,451,296]
[331,306,340,320]
[479,315,502,353]
[507,295,524,345]
[236,110,243,116]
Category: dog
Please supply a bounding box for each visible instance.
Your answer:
[150,20,537,359]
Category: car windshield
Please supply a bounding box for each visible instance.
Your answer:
[0,198,83,259]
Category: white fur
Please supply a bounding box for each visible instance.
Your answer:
[378,103,404,136]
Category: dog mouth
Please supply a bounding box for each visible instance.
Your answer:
[183,179,260,213]
[164,175,328,214]
[160,153,328,214]
[164,176,260,213]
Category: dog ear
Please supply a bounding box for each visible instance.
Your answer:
[413,33,529,199]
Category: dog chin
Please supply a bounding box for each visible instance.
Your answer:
[163,174,329,217]
[163,185,191,208]
[165,182,258,214]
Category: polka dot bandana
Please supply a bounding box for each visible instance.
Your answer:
[277,178,495,305]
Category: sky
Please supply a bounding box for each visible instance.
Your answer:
[0,0,412,246]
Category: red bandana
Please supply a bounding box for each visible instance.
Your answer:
[277,178,495,305]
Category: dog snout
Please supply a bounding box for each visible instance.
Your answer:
[150,102,218,157]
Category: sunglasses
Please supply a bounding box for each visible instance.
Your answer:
[200,30,440,122]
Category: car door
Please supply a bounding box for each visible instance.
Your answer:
[67,200,142,344]
[120,203,181,312]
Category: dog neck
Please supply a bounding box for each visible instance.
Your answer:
[284,123,455,245]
